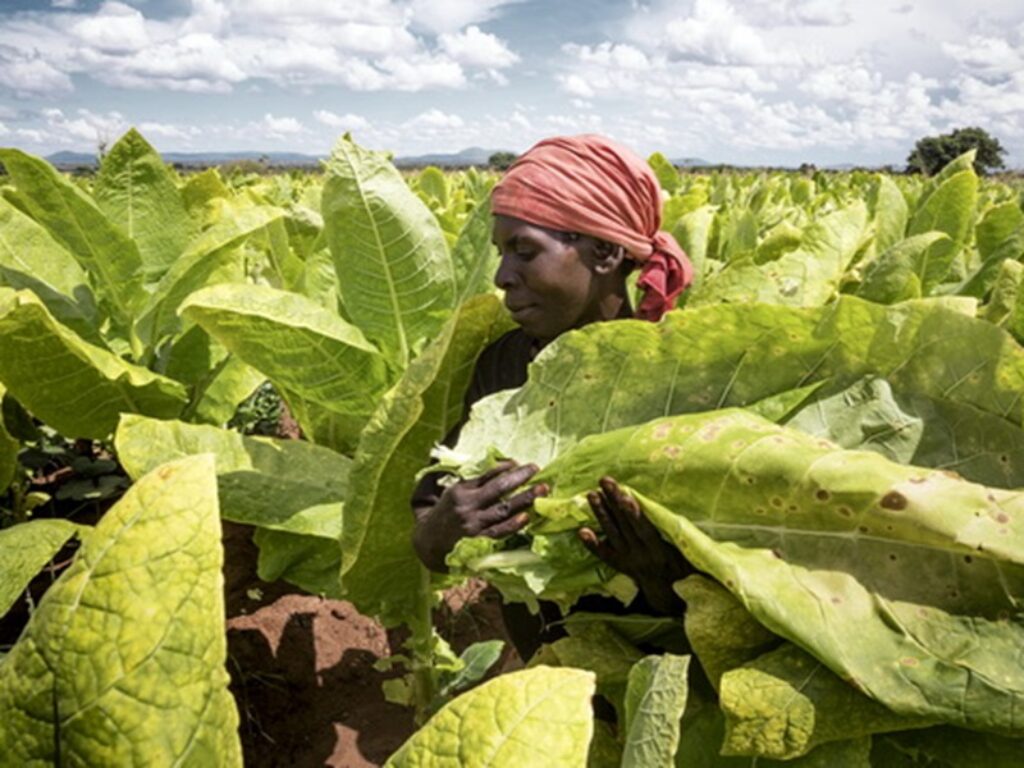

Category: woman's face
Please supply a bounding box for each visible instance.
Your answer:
[491,214,611,342]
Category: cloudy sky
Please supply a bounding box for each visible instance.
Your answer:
[1,0,1022,167]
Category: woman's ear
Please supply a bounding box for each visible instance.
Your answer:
[592,240,628,275]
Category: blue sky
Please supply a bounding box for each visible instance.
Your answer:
[1,0,1022,167]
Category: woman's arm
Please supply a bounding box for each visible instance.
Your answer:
[578,476,693,615]
[412,461,549,573]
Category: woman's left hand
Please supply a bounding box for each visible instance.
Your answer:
[578,476,692,615]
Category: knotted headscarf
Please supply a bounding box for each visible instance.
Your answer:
[491,134,693,321]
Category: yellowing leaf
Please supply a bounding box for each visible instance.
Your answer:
[0,455,241,766]
[386,666,595,768]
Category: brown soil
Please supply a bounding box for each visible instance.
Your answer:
[223,522,518,767]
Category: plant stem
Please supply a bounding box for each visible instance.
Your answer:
[407,563,437,725]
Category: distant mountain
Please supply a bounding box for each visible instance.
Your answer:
[165,151,324,166]
[45,150,325,168]
[43,147,511,169]
[46,150,97,166]
[669,157,712,167]
[394,147,506,167]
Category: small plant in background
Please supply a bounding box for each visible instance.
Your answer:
[228,381,284,437]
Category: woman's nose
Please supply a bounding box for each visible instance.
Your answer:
[494,253,518,290]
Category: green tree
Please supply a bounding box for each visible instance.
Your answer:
[907,126,1006,176]
[488,150,518,170]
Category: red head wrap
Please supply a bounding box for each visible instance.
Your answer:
[491,134,693,321]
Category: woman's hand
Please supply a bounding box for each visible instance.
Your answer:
[412,460,549,573]
[578,476,692,615]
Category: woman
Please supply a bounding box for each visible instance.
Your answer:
[412,134,695,658]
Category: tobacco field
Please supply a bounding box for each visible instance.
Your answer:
[1,128,1024,766]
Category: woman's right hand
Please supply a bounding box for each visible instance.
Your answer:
[412,460,548,573]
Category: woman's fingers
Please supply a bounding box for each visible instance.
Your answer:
[598,476,660,548]
[587,488,628,552]
[470,459,518,487]
[479,511,530,538]
[474,463,540,505]
[477,483,548,530]
[578,526,617,565]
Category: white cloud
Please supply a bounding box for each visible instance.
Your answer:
[406,109,464,130]
[16,128,46,143]
[230,0,406,26]
[376,54,466,90]
[70,1,149,53]
[0,55,74,96]
[51,0,77,7]
[409,0,526,34]
[560,73,595,98]
[42,108,128,146]
[661,0,785,65]
[0,0,506,97]
[559,42,778,104]
[745,0,852,27]
[439,25,519,68]
[314,110,371,131]
[137,121,201,141]
[258,113,306,136]
[943,31,1024,82]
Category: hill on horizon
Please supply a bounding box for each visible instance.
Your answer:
[44,147,517,169]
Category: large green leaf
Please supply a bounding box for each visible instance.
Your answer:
[252,528,343,597]
[980,259,1024,329]
[339,294,512,624]
[720,643,931,759]
[672,205,715,299]
[785,376,1024,488]
[689,203,867,306]
[134,204,283,350]
[676,690,873,768]
[530,621,644,717]
[322,135,456,367]
[453,296,1024,469]
[0,518,78,619]
[188,353,263,426]
[452,195,500,303]
[385,666,596,768]
[122,414,345,592]
[621,654,691,768]
[0,454,241,766]
[872,726,1024,766]
[0,290,187,439]
[0,148,144,326]
[116,415,349,538]
[94,128,194,281]
[648,152,681,194]
[960,202,1024,298]
[753,221,803,265]
[0,383,17,492]
[180,282,391,450]
[855,233,953,302]
[161,328,263,426]
[977,202,1024,264]
[532,410,1024,733]
[0,196,100,344]
[869,174,909,255]
[281,388,368,454]
[907,169,978,264]
[677,575,778,689]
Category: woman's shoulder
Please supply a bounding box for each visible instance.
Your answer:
[468,328,536,404]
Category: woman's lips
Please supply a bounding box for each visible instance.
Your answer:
[506,302,535,319]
